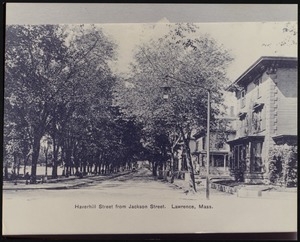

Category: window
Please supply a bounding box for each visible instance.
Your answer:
[255,78,262,99]
[196,140,200,152]
[240,90,246,108]
[251,141,263,172]
[233,146,239,169]
[202,137,206,150]
[232,145,246,170]
[239,114,249,136]
[215,142,224,149]
[252,105,265,133]
[214,155,225,167]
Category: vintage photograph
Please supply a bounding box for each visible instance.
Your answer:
[2,3,297,236]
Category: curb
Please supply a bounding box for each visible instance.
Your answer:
[210,181,297,198]
[161,177,188,191]
[3,171,132,191]
[211,182,238,195]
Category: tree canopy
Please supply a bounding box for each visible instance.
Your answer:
[4,24,142,182]
[4,23,233,189]
[116,23,233,192]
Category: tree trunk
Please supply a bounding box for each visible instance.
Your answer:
[52,139,59,178]
[31,133,42,183]
[87,163,90,174]
[45,148,48,177]
[83,161,87,175]
[180,128,197,193]
[63,137,72,177]
[185,144,197,192]
[80,161,83,173]
[23,161,27,178]
[13,153,17,175]
[51,146,57,178]
[152,161,158,176]
[170,149,175,172]
[23,153,30,177]
[17,158,21,176]
[93,164,97,174]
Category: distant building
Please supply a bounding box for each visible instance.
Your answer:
[226,56,297,183]
[191,92,237,177]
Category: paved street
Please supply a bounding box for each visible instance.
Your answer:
[3,168,297,235]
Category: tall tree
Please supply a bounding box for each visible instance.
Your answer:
[5,24,117,182]
[5,25,67,182]
[116,23,233,192]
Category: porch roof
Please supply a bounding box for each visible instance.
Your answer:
[272,134,297,145]
[226,135,264,145]
[193,150,229,155]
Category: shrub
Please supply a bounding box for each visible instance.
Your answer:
[232,159,246,182]
[233,170,244,182]
[268,145,297,187]
[284,147,298,187]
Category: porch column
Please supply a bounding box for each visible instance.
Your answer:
[223,154,226,172]
[211,155,214,167]
[246,143,251,172]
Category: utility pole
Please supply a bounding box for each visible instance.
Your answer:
[206,90,210,200]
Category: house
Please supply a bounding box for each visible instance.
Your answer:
[192,97,237,177]
[226,56,297,184]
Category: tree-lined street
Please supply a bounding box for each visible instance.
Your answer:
[2,5,298,237]
[3,23,233,191]
[3,167,297,234]
[4,22,297,191]
[4,24,145,184]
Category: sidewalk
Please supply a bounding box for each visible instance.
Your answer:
[210,178,297,198]
[3,171,131,191]
[163,175,205,192]
[237,184,297,199]
[162,175,297,199]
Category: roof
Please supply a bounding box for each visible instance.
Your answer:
[193,129,236,139]
[272,134,298,145]
[226,135,264,145]
[194,150,230,155]
[226,56,298,91]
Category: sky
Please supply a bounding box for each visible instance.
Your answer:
[5,4,297,82]
[98,20,296,113]
[101,21,297,81]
